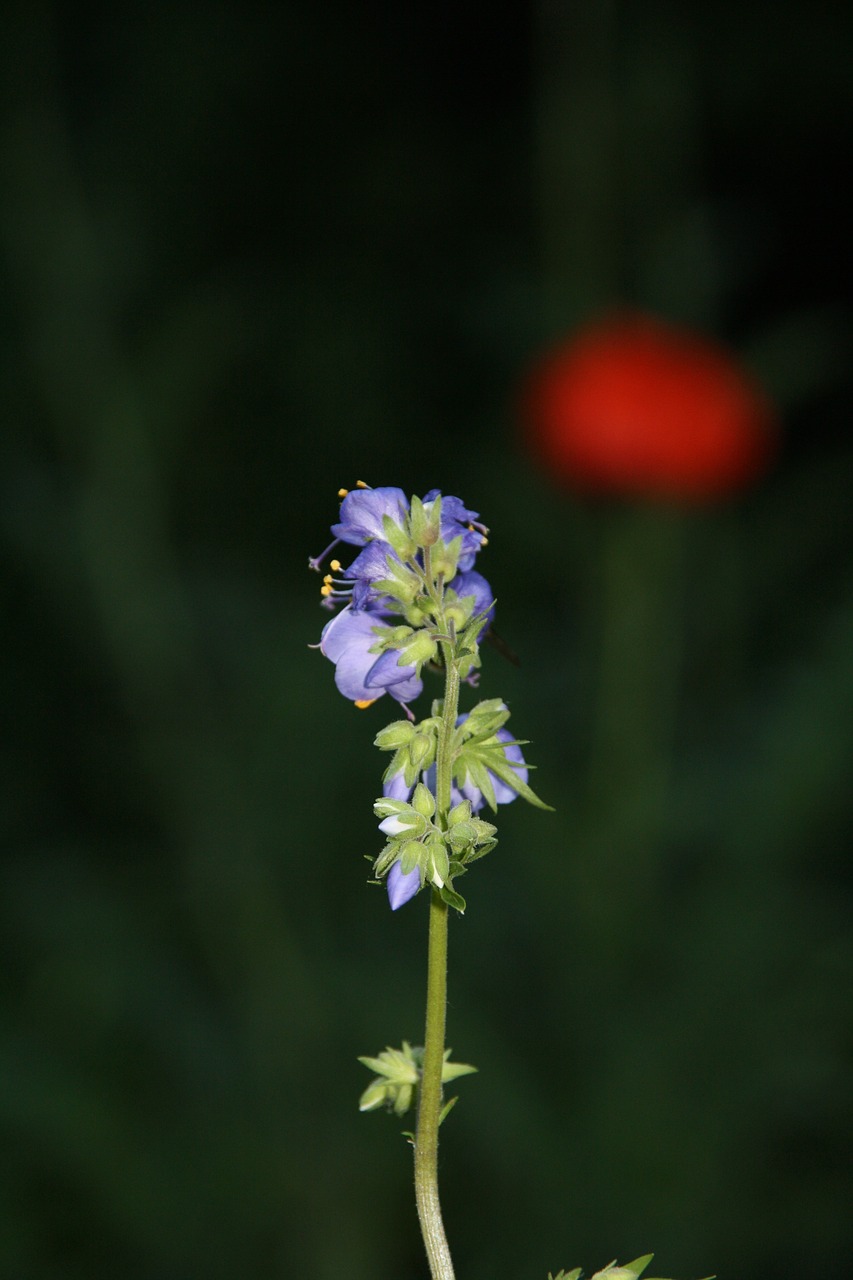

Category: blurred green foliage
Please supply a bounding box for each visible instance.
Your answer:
[1,1,851,1278]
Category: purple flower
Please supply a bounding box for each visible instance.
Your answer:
[320,606,422,707]
[331,486,409,545]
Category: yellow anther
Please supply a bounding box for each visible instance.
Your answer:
[338,488,349,497]
[480,536,489,547]
[320,584,332,597]
[330,559,342,571]
[354,698,377,710]
[356,480,369,489]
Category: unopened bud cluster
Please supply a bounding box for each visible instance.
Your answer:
[358,1041,476,1118]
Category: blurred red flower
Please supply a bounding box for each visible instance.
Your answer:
[521,313,776,499]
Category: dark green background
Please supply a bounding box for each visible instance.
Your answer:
[1,2,850,1277]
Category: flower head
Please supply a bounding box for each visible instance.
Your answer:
[310,483,492,709]
[521,312,776,500]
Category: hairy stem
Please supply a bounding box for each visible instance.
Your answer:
[413,641,460,1280]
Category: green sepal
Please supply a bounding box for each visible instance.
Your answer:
[463,838,497,864]
[455,603,496,656]
[397,628,438,668]
[373,843,400,877]
[411,781,436,818]
[408,731,435,771]
[357,1047,418,1082]
[438,883,466,913]
[374,720,416,750]
[447,821,477,851]
[457,697,511,741]
[409,492,441,547]
[428,840,450,888]
[447,799,473,826]
[460,755,497,812]
[461,742,555,808]
[381,512,417,561]
[594,1257,654,1280]
[431,533,462,581]
[399,840,423,876]
[440,1058,477,1081]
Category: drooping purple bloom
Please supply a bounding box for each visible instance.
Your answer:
[387,861,421,910]
[455,726,528,811]
[320,606,422,707]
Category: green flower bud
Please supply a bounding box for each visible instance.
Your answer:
[408,732,435,771]
[411,782,436,818]
[447,799,473,826]
[447,821,476,852]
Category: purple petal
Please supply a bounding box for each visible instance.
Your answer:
[320,607,396,702]
[387,861,421,910]
[383,769,413,801]
[331,487,408,545]
[345,541,398,584]
[490,728,529,803]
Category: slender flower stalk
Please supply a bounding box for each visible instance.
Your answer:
[415,889,453,1278]
[413,640,461,1280]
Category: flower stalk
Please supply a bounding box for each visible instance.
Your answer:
[413,639,461,1280]
[414,888,453,1279]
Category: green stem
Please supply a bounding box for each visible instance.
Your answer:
[413,641,460,1280]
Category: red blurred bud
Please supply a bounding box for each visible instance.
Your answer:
[521,312,776,499]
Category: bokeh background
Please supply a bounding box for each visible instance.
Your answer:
[1,1,851,1277]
